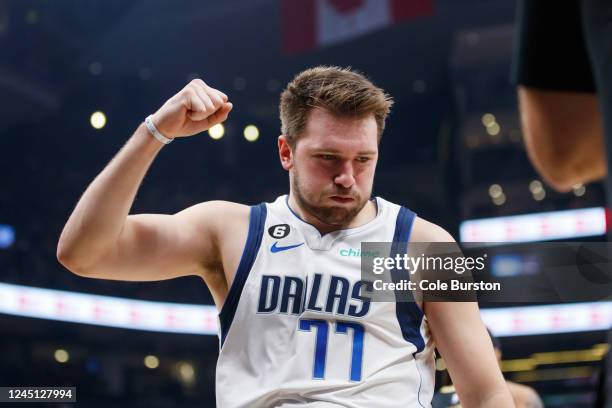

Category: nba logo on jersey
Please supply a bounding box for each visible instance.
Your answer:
[216,195,435,407]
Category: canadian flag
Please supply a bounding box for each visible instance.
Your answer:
[282,0,434,54]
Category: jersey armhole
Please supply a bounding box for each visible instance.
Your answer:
[218,202,267,346]
[391,207,426,354]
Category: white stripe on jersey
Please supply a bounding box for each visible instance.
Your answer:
[216,195,435,408]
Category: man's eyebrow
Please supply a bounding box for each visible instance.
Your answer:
[311,149,377,155]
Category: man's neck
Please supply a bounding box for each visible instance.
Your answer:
[286,194,377,235]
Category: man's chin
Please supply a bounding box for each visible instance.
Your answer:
[318,207,359,226]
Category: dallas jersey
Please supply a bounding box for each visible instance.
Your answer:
[216,195,435,407]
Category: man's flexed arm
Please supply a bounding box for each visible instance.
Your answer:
[57,79,233,279]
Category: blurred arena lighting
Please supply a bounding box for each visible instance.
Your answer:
[243,125,259,142]
[482,302,611,337]
[490,254,540,277]
[0,283,609,337]
[177,362,195,384]
[459,207,606,243]
[532,344,609,365]
[512,366,596,383]
[481,113,496,127]
[500,343,609,373]
[438,344,609,375]
[488,183,506,206]
[573,183,586,197]
[89,111,106,129]
[208,124,224,140]
[529,180,543,194]
[144,355,159,369]
[488,184,503,198]
[435,358,446,371]
[533,189,546,201]
[486,122,500,136]
[0,224,15,248]
[0,282,218,335]
[481,112,501,138]
[54,349,69,363]
[492,192,506,206]
[530,180,546,201]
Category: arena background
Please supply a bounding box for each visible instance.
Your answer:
[0,0,610,407]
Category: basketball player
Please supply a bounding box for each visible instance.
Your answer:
[57,66,514,407]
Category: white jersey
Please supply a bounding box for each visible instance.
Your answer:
[216,195,435,407]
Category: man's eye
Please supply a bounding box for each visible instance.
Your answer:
[356,157,371,163]
[319,155,336,160]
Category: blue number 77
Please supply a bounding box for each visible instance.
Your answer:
[298,319,365,382]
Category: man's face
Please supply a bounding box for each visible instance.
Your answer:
[279,108,379,228]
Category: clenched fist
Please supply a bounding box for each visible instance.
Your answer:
[150,79,233,138]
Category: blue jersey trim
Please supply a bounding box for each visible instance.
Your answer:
[391,207,425,353]
[392,206,426,407]
[219,203,267,347]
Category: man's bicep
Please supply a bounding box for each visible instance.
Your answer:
[426,301,506,406]
[85,202,226,282]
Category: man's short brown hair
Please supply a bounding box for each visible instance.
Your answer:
[280,66,393,147]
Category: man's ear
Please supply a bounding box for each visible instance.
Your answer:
[278,135,294,171]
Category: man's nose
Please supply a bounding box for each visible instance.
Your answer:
[334,161,355,189]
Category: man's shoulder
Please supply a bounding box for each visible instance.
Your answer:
[410,215,456,243]
[376,197,456,242]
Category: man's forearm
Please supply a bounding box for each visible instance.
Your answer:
[57,123,165,269]
[57,78,232,272]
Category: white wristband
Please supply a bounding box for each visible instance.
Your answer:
[144,115,174,145]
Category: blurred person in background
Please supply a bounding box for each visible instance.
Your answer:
[433,329,543,408]
[513,1,612,406]
[513,0,609,194]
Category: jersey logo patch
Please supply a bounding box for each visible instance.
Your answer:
[270,242,304,253]
[268,224,290,239]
